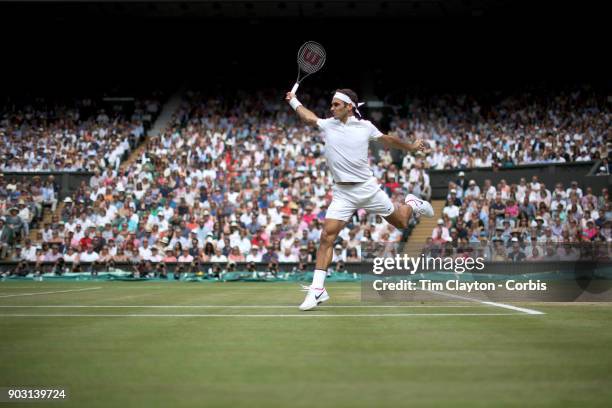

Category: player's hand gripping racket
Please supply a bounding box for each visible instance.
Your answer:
[291,41,326,94]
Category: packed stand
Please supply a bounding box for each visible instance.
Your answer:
[0,95,161,172]
[0,94,162,266]
[427,174,611,262]
[386,85,610,170]
[1,89,428,278]
[0,173,64,258]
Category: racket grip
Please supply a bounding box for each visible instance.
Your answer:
[291,83,299,94]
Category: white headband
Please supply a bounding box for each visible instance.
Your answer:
[333,92,365,117]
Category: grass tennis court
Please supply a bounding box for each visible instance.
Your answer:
[1,281,611,407]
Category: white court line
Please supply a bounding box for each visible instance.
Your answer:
[427,290,545,315]
[0,313,524,318]
[0,304,477,308]
[479,301,545,315]
[0,287,102,299]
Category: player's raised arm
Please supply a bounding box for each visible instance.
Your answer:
[286,92,320,127]
[378,134,427,153]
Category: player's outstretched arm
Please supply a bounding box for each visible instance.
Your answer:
[285,92,319,127]
[379,134,426,153]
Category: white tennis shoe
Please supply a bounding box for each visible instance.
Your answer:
[299,285,330,311]
[405,194,434,218]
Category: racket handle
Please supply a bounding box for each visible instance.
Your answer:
[291,83,299,94]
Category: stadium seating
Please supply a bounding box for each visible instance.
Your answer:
[1,86,610,276]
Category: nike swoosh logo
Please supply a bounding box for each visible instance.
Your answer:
[315,292,324,300]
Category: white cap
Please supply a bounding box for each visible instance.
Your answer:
[458,171,465,176]
[437,219,444,225]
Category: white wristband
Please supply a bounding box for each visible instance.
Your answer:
[289,97,302,111]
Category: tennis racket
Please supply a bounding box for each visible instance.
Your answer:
[290,41,326,94]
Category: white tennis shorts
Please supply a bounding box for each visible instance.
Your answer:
[325,177,395,222]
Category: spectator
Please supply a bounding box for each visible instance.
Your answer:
[346,247,360,263]
[279,247,298,263]
[0,219,11,258]
[432,219,451,244]
[246,245,262,262]
[507,238,526,262]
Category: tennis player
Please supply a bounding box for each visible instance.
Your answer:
[286,89,434,310]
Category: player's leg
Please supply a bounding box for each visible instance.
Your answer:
[384,199,434,229]
[363,180,434,230]
[384,205,412,230]
[300,218,346,311]
[300,188,354,310]
[315,218,346,272]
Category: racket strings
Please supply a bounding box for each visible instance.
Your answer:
[297,42,326,76]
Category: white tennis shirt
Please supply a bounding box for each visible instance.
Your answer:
[316,116,383,182]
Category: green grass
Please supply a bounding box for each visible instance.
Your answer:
[0,281,611,407]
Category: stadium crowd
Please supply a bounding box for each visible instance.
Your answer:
[0,94,161,264]
[427,175,611,261]
[1,86,610,277]
[387,85,609,170]
[0,96,159,172]
[1,89,421,277]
